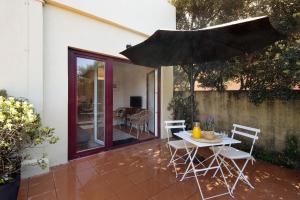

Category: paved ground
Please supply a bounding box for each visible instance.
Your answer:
[18,139,300,200]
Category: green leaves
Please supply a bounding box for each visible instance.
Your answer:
[0,93,59,184]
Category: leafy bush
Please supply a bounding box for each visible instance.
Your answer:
[167,93,199,129]
[284,134,299,168]
[0,90,7,98]
[236,134,299,169]
[0,92,58,184]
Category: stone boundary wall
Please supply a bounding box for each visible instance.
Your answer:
[193,91,300,151]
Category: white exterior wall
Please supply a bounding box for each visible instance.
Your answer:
[0,0,44,113]
[47,0,176,36]
[0,0,175,171]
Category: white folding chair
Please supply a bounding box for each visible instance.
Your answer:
[164,120,196,178]
[211,124,260,194]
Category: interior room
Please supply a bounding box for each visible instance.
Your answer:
[112,61,158,146]
[76,57,105,152]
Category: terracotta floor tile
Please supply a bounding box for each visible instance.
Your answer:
[29,173,53,187]
[106,174,136,194]
[82,180,115,200]
[139,178,169,197]
[20,178,29,190]
[17,187,28,200]
[115,184,151,200]
[28,190,57,200]
[76,167,98,186]
[28,177,55,197]
[19,139,300,200]
[70,157,93,172]
[54,176,82,192]
[128,168,154,184]
[95,161,120,175]
[56,188,86,200]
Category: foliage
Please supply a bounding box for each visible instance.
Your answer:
[199,115,215,131]
[197,61,238,91]
[236,134,299,168]
[284,134,299,168]
[0,91,59,184]
[243,38,300,104]
[167,93,198,129]
[173,66,189,91]
[171,0,300,104]
[0,90,7,98]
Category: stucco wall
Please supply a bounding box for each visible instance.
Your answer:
[46,0,176,36]
[195,91,300,151]
[0,0,44,113]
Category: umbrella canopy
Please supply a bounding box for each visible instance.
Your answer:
[120,16,285,67]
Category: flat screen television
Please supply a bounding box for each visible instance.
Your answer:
[130,96,142,108]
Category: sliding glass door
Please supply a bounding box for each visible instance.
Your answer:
[76,57,105,151]
[69,48,113,160]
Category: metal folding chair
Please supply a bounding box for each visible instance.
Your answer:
[164,120,196,178]
[211,124,260,194]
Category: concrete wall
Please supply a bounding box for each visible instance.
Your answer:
[195,91,300,151]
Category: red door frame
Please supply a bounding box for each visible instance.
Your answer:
[68,47,161,160]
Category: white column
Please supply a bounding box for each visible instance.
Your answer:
[160,66,173,139]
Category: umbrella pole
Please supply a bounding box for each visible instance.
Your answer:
[189,66,195,125]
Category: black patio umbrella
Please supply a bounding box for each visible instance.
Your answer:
[120,16,285,67]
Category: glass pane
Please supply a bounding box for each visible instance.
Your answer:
[76,57,105,152]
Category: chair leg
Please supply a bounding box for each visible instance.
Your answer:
[230,159,253,194]
[118,119,121,128]
[213,156,233,178]
[136,125,140,139]
[168,148,179,177]
[129,124,133,134]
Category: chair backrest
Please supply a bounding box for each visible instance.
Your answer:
[164,120,186,142]
[231,124,261,155]
[142,110,151,123]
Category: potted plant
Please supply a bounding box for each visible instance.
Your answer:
[200,115,215,131]
[0,90,58,200]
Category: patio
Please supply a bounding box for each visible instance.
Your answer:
[18,139,300,200]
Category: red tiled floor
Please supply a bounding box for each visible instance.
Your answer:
[19,139,300,200]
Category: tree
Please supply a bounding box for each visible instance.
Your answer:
[170,0,300,114]
[170,0,257,125]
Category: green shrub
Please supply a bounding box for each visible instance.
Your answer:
[0,95,59,184]
[167,93,199,129]
[0,89,7,98]
[236,134,299,168]
[284,134,298,168]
